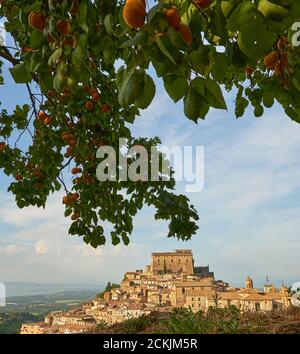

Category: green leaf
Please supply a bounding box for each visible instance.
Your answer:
[9,63,32,83]
[203,79,227,110]
[72,47,84,68]
[237,20,276,59]
[104,14,113,34]
[227,1,257,32]
[164,76,188,103]
[29,29,45,50]
[156,35,177,65]
[135,75,156,109]
[184,89,202,122]
[118,69,145,106]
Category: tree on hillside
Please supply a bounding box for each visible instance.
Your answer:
[0,0,299,247]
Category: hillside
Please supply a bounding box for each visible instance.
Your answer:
[95,307,300,334]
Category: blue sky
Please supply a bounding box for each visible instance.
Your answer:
[1,36,300,289]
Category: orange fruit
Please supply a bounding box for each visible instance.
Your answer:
[101,104,110,113]
[92,92,101,102]
[177,24,193,45]
[0,141,6,151]
[71,167,82,175]
[38,111,47,121]
[264,51,279,70]
[56,20,71,36]
[123,0,146,29]
[28,12,46,31]
[44,116,52,126]
[85,101,94,111]
[70,0,80,15]
[193,0,212,10]
[164,6,181,30]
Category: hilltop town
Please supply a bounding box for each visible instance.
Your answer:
[20,250,291,334]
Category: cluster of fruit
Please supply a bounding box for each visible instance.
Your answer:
[63,192,80,220]
[122,1,212,46]
[84,87,110,114]
[29,11,71,37]
[164,6,193,45]
[36,111,52,126]
[264,37,289,78]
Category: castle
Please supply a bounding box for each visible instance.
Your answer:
[20,250,292,334]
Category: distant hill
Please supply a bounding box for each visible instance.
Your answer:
[3,282,103,297]
[0,289,104,334]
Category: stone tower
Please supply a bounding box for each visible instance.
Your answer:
[245,275,254,289]
[150,250,194,275]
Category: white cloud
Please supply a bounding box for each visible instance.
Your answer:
[0,244,26,255]
[35,240,50,255]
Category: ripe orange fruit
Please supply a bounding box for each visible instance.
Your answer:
[0,142,7,152]
[44,116,52,126]
[193,0,212,10]
[127,0,146,9]
[73,192,80,200]
[264,51,279,70]
[92,92,101,102]
[28,12,46,31]
[56,20,71,36]
[38,111,47,121]
[101,104,110,113]
[177,24,193,45]
[85,101,94,111]
[63,37,76,48]
[123,0,146,29]
[245,66,254,76]
[164,6,181,30]
[15,174,23,181]
[70,0,80,15]
[90,87,98,95]
[71,167,82,175]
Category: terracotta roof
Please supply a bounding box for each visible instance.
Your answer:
[244,293,272,301]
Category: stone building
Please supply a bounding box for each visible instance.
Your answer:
[150,249,194,275]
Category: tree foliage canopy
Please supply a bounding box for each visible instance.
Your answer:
[0,0,299,247]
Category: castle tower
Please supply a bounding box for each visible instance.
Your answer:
[150,250,194,275]
[245,275,254,289]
